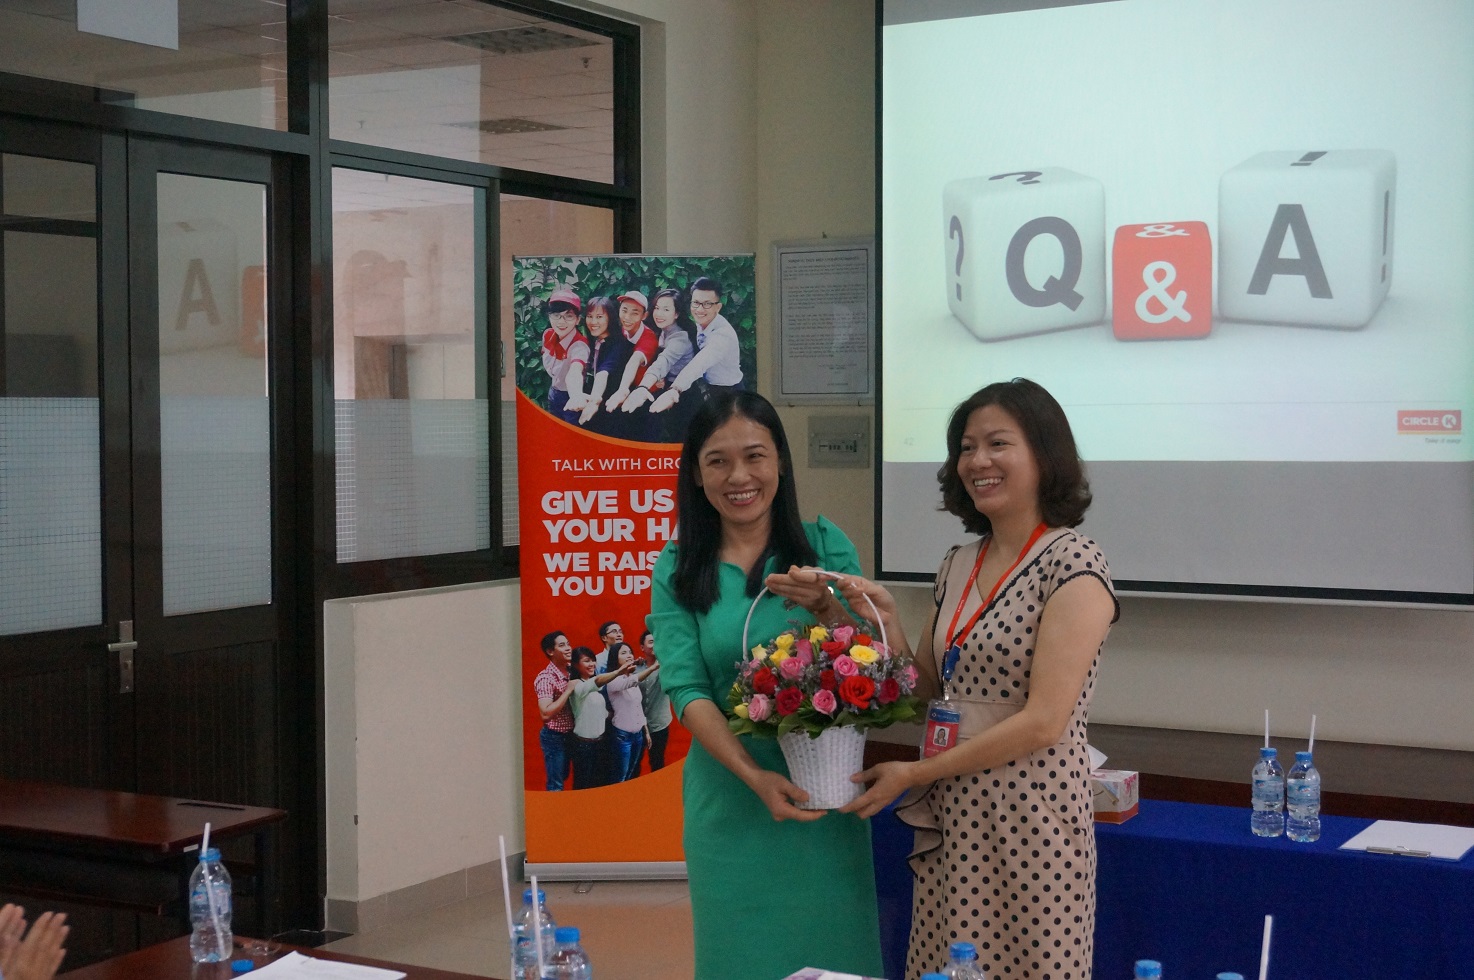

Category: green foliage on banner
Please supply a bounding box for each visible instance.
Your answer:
[513,254,758,405]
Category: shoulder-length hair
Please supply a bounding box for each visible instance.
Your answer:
[672,390,816,614]
[649,287,697,345]
[937,377,1092,536]
[585,295,619,328]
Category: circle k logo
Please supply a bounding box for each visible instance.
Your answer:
[1397,410,1462,434]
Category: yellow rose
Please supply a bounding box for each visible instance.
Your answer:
[809,625,829,643]
[774,632,795,650]
[850,645,879,665]
[733,703,750,719]
[750,645,769,660]
[770,649,790,665]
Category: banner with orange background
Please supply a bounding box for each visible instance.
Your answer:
[514,253,756,872]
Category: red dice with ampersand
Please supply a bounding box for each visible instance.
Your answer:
[1112,221,1212,340]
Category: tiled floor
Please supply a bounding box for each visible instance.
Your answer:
[322,878,695,979]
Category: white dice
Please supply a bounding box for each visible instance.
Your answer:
[943,167,1106,341]
[1218,150,1396,328]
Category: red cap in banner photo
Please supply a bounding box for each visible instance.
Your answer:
[548,287,581,310]
[515,392,691,864]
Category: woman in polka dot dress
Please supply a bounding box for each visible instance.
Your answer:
[837,378,1119,980]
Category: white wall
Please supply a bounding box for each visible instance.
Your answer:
[324,582,523,905]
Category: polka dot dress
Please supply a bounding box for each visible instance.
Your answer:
[898,530,1117,980]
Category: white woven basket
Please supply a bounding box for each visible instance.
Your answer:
[778,724,867,810]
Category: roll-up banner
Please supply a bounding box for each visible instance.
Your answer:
[516,254,757,876]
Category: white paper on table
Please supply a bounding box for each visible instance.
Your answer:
[1339,820,1474,861]
[1085,743,1108,770]
[246,951,407,979]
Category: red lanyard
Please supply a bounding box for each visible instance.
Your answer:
[940,522,1049,680]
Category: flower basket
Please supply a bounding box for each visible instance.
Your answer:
[777,725,867,810]
[725,573,925,806]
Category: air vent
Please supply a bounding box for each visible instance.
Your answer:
[451,117,569,135]
[444,25,598,56]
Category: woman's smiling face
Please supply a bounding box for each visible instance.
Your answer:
[586,305,609,338]
[695,414,781,537]
[653,296,677,330]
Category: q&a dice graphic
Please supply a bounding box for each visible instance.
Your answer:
[1219,150,1395,328]
[1111,222,1212,340]
[944,168,1105,341]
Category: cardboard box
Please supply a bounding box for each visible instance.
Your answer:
[1091,768,1139,823]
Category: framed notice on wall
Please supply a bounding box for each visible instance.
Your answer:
[772,238,875,404]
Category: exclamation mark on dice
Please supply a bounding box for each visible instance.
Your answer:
[1381,191,1389,283]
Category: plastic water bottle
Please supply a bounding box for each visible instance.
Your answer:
[545,925,592,979]
[1286,750,1322,842]
[510,887,557,980]
[944,940,985,979]
[188,847,233,963]
[1250,746,1285,837]
[1134,960,1162,979]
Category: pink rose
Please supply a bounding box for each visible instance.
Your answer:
[795,638,813,659]
[811,689,838,715]
[900,664,919,690]
[779,656,804,680]
[747,693,771,722]
[832,655,859,677]
[874,641,890,659]
[831,625,855,646]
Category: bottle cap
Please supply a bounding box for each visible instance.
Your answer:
[200,847,222,862]
[554,926,580,943]
[231,959,254,973]
[1294,750,1313,763]
[1259,746,1276,759]
[1135,960,1163,978]
[521,887,546,903]
[949,941,978,960]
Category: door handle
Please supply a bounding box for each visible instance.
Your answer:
[110,620,136,693]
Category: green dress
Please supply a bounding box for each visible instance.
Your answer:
[647,516,885,980]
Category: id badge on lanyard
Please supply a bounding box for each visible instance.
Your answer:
[920,524,1047,760]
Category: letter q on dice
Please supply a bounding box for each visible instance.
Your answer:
[943,167,1106,341]
[1218,150,1396,329]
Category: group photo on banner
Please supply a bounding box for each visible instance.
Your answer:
[514,253,757,868]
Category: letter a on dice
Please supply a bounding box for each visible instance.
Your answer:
[943,167,1106,341]
[1218,150,1395,329]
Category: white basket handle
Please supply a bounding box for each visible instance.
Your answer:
[741,570,887,655]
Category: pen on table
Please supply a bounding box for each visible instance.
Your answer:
[1365,845,1431,857]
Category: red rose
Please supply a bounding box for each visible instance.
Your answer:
[752,667,777,696]
[821,640,846,657]
[839,675,876,710]
[819,669,838,691]
[878,677,901,705]
[775,687,804,716]
[855,634,874,647]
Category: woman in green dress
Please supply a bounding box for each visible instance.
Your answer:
[647,390,884,980]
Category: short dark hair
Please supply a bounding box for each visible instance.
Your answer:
[568,646,597,681]
[690,276,721,298]
[639,629,652,645]
[672,391,816,614]
[598,621,621,641]
[540,631,566,655]
[937,378,1091,536]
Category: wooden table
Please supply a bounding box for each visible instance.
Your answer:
[59,936,500,979]
[0,779,287,935]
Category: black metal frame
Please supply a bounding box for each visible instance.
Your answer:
[0,0,642,930]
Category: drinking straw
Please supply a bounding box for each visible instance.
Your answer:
[1263,709,1269,749]
[200,822,228,960]
[498,835,515,942]
[1258,914,1273,980]
[1308,714,1317,755]
[530,873,546,979]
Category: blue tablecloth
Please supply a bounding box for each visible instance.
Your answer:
[872,798,1474,980]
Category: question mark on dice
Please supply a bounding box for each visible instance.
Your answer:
[949,215,965,300]
[989,170,1043,185]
